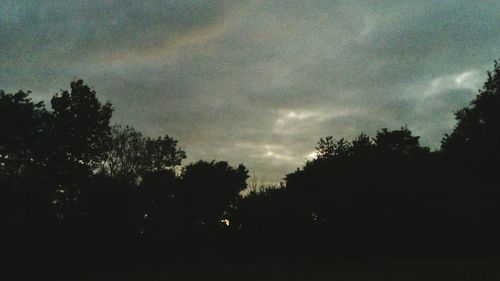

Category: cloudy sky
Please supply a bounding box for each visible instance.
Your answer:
[1,0,499,181]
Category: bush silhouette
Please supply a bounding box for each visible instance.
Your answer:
[2,61,500,277]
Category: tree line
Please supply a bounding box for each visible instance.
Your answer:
[1,61,500,275]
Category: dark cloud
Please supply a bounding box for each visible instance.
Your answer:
[1,0,499,181]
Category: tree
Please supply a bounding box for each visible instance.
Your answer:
[50,79,113,166]
[180,161,248,229]
[139,169,181,243]
[442,60,500,159]
[0,90,57,266]
[145,134,186,172]
[101,125,146,180]
[101,124,186,182]
[43,80,114,236]
[350,132,374,158]
[315,136,351,160]
[0,90,50,178]
[373,127,429,160]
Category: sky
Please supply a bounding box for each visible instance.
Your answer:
[1,0,499,182]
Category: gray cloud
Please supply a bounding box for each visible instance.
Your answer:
[1,0,499,181]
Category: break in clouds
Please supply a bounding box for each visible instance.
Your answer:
[1,0,499,181]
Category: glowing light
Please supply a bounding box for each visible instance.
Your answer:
[420,70,480,97]
[306,151,318,160]
[221,219,230,226]
[455,71,474,85]
[277,110,319,123]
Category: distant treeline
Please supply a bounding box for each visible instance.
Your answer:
[1,61,500,274]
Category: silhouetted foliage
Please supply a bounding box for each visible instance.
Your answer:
[50,79,113,165]
[373,126,430,160]
[315,136,351,160]
[102,124,186,182]
[0,90,56,273]
[0,90,50,177]
[3,61,500,278]
[180,160,248,230]
[442,60,500,161]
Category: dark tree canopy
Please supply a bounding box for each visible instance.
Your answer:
[3,61,500,278]
[180,160,249,228]
[315,136,351,160]
[51,79,113,165]
[373,127,430,160]
[0,90,49,177]
[102,124,186,182]
[442,60,500,159]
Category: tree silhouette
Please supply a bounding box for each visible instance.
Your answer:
[102,125,145,181]
[180,160,249,229]
[101,124,186,182]
[315,136,351,160]
[0,90,56,273]
[373,127,430,160]
[0,90,50,177]
[442,60,500,161]
[50,79,113,166]
[43,80,115,236]
[139,169,181,243]
[2,61,500,276]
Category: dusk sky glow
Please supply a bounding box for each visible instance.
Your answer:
[1,0,499,181]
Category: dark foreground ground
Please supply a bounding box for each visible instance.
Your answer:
[56,259,500,281]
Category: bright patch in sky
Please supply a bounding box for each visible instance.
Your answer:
[0,0,498,182]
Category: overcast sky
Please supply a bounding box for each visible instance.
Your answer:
[1,0,499,181]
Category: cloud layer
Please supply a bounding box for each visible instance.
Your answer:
[1,0,499,181]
